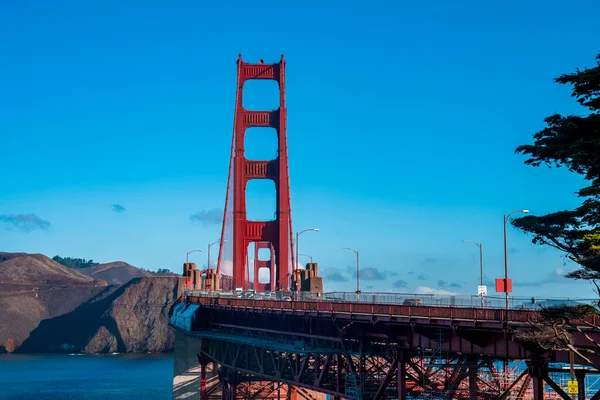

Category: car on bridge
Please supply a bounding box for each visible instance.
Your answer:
[402,298,422,306]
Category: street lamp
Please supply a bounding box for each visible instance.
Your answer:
[185,249,203,264]
[462,240,484,306]
[299,253,313,263]
[208,239,226,270]
[504,209,529,309]
[342,247,360,300]
[295,228,319,291]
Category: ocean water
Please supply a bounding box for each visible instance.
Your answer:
[0,353,174,400]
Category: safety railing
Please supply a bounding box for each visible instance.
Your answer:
[183,295,598,327]
[181,289,599,310]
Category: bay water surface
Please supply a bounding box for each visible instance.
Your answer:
[0,353,174,400]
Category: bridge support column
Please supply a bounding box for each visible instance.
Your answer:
[468,362,478,400]
[576,370,586,400]
[286,384,298,400]
[200,359,208,400]
[397,357,407,400]
[528,361,546,400]
[220,379,236,400]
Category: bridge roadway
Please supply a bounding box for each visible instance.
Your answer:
[170,292,600,399]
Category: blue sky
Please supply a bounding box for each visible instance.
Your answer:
[1,0,599,299]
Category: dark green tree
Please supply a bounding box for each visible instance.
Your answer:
[52,255,99,269]
[512,53,600,287]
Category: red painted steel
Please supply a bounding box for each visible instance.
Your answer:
[216,55,294,290]
[183,296,599,327]
[253,241,275,291]
[495,277,513,292]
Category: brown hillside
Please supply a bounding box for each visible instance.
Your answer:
[0,285,117,353]
[79,261,151,286]
[0,252,101,286]
[17,276,178,354]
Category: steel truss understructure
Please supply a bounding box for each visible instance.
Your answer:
[169,297,600,399]
[197,336,599,399]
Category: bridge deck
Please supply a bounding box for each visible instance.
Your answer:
[180,294,598,328]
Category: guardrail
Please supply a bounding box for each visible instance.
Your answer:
[181,289,599,310]
[183,295,598,327]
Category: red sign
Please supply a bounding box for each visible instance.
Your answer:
[495,278,512,293]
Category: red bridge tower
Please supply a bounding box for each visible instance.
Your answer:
[216,55,295,291]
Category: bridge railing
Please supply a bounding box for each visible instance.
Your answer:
[324,292,599,309]
[182,295,599,326]
[181,289,598,310]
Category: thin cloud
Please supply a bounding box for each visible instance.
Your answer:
[346,266,394,281]
[361,267,387,280]
[417,274,426,281]
[437,280,461,289]
[394,280,408,288]
[323,269,349,282]
[513,268,571,287]
[0,214,51,232]
[421,257,439,265]
[483,278,496,287]
[508,247,520,254]
[415,286,458,296]
[190,209,222,226]
[111,204,126,213]
[482,269,571,288]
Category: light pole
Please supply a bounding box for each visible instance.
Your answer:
[295,228,319,292]
[186,249,203,264]
[342,247,360,300]
[462,240,484,306]
[208,239,226,270]
[504,209,529,309]
[299,253,313,263]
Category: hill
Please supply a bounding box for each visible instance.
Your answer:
[17,276,178,354]
[0,284,117,353]
[78,261,152,286]
[0,252,103,286]
[0,252,180,354]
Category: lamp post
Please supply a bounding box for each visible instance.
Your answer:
[462,240,484,307]
[186,249,203,264]
[299,253,313,263]
[504,209,529,309]
[295,228,319,292]
[342,247,360,300]
[185,249,203,292]
[207,239,226,270]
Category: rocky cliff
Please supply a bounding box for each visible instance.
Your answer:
[0,252,179,354]
[0,252,109,353]
[17,276,178,354]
